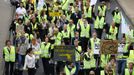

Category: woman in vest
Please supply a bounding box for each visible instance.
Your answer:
[108,22,118,40]
[64,62,76,75]
[83,48,96,75]
[61,24,70,45]
[23,48,36,75]
[77,16,91,52]
[74,39,82,75]
[94,12,105,39]
[112,7,121,31]
[40,36,53,75]
[125,62,134,75]
[3,40,16,75]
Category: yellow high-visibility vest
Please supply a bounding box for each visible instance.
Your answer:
[83,52,96,69]
[108,26,118,40]
[64,65,76,75]
[67,24,75,38]
[61,30,70,38]
[90,38,100,51]
[75,46,82,61]
[113,12,121,24]
[40,42,51,58]
[84,6,92,18]
[125,68,134,75]
[94,16,105,29]
[3,46,16,62]
[78,19,90,38]
[98,5,106,17]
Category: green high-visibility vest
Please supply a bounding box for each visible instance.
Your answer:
[101,70,105,75]
[125,68,134,75]
[117,43,129,59]
[94,16,105,29]
[90,38,100,51]
[108,26,118,40]
[83,52,96,69]
[54,32,62,45]
[84,6,92,18]
[67,24,75,38]
[3,46,15,62]
[61,30,70,38]
[127,50,134,63]
[64,65,76,75]
[40,42,51,58]
[78,19,90,38]
[24,33,34,40]
[31,23,38,30]
[113,12,121,24]
[101,54,110,68]
[62,0,70,10]
[98,5,106,17]
[75,46,82,61]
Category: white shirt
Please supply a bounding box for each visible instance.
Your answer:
[23,54,35,69]
[16,7,26,17]
[28,43,41,59]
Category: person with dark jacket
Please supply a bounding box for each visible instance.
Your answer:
[70,7,81,25]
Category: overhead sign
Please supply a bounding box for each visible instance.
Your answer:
[100,40,118,54]
[53,45,75,62]
[49,12,62,16]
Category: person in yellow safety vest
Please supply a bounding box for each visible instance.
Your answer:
[83,0,93,23]
[128,25,134,42]
[83,48,96,75]
[77,16,91,52]
[89,32,100,55]
[100,54,110,69]
[62,0,74,11]
[40,36,53,75]
[117,37,131,75]
[61,24,70,45]
[112,7,121,30]
[53,28,62,45]
[39,9,47,23]
[89,32,100,74]
[74,39,82,75]
[98,1,107,17]
[31,17,39,32]
[64,62,77,75]
[125,62,134,75]
[105,57,116,75]
[127,49,134,63]
[3,40,16,75]
[108,22,118,40]
[94,13,106,39]
[67,20,76,44]
[28,38,41,68]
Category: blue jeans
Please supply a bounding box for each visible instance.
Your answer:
[75,62,80,75]
[117,59,126,75]
[18,54,25,68]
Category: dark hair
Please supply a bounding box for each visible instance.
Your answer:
[26,48,33,54]
[5,40,11,45]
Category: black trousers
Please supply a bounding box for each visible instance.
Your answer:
[5,62,14,75]
[42,58,51,75]
[80,37,89,52]
[115,23,120,39]
[28,68,36,75]
[83,68,95,75]
[63,38,70,45]
[95,29,103,39]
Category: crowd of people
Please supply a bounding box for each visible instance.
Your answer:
[2,0,134,75]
